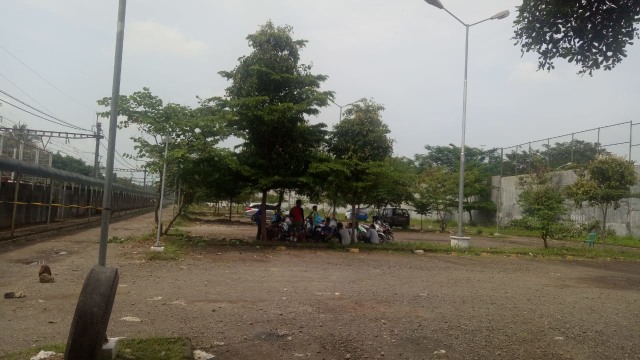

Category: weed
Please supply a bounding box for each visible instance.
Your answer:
[108,236,127,244]
[116,337,192,359]
[2,343,65,360]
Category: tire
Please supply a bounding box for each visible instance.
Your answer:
[65,265,119,360]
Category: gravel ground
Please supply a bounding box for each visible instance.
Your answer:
[1,212,639,359]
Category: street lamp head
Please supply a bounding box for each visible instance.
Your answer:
[490,10,510,20]
[424,0,444,9]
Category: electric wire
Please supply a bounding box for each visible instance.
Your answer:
[100,142,136,170]
[0,98,86,131]
[0,88,90,132]
[0,42,96,113]
[0,71,56,117]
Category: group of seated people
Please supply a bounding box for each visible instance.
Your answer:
[267,204,379,244]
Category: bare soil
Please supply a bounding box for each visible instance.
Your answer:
[1,213,639,359]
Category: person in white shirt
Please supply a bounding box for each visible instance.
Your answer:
[366,223,379,244]
[337,222,351,245]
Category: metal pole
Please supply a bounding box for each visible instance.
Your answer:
[10,142,24,237]
[154,136,170,247]
[47,180,54,226]
[61,182,66,222]
[496,147,503,236]
[99,0,127,266]
[629,121,633,162]
[94,119,101,178]
[455,25,470,238]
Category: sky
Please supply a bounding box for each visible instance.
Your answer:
[1,0,639,183]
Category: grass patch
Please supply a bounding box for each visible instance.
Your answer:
[138,229,640,261]
[107,232,155,246]
[597,235,640,248]
[2,338,193,360]
[2,343,65,360]
[144,229,212,261]
[116,337,193,360]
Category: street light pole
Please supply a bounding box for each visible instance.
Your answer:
[330,98,367,121]
[328,97,366,219]
[423,0,509,243]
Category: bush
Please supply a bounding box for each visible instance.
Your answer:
[506,217,539,230]
[548,221,584,239]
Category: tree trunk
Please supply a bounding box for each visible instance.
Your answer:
[420,214,423,232]
[277,189,285,208]
[467,210,475,226]
[601,205,609,249]
[154,180,162,226]
[350,203,357,243]
[542,234,548,249]
[229,197,233,221]
[163,193,186,235]
[260,191,268,242]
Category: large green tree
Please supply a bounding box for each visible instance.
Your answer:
[97,88,229,232]
[564,155,637,244]
[52,153,94,177]
[501,140,608,176]
[517,171,567,249]
[219,21,332,240]
[542,140,609,169]
[513,0,640,75]
[415,144,498,225]
[366,156,417,211]
[179,148,250,221]
[415,144,501,175]
[412,166,458,232]
[325,99,393,241]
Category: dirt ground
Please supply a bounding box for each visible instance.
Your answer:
[1,212,639,359]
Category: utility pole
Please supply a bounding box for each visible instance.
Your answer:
[94,117,102,179]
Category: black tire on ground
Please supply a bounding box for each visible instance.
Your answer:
[65,265,119,360]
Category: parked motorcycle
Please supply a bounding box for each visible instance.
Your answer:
[374,219,394,243]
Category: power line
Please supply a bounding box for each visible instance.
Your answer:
[0,42,96,113]
[0,89,90,131]
[100,142,135,169]
[0,98,86,132]
[0,71,56,116]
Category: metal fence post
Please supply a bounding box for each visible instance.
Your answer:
[47,180,55,226]
[61,182,67,222]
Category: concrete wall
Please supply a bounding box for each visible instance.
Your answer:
[492,167,640,237]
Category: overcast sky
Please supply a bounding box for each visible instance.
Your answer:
[2,0,639,182]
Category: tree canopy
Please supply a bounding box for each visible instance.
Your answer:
[517,171,567,248]
[219,21,332,240]
[52,152,95,177]
[564,155,637,242]
[219,21,331,193]
[513,0,640,75]
[412,166,458,232]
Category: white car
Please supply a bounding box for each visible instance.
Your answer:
[243,203,288,220]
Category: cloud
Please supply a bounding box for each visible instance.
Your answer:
[126,21,207,58]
